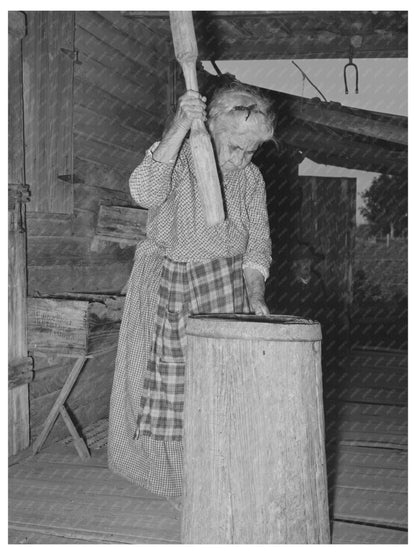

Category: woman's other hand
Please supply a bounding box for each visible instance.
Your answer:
[243,267,270,316]
[248,295,270,316]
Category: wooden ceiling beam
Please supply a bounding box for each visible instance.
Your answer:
[300,145,407,176]
[197,33,407,60]
[123,11,289,18]
[121,10,406,22]
[280,123,407,175]
[122,11,407,59]
[291,103,407,146]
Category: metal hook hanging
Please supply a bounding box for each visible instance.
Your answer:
[343,45,359,94]
[210,59,222,76]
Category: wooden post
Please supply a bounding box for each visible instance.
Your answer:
[8,12,31,456]
[183,314,330,544]
[169,11,225,227]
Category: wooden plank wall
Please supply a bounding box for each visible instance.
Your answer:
[21,11,170,445]
[23,12,75,215]
[25,11,169,296]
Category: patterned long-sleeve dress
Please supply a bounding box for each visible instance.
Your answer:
[108,139,272,497]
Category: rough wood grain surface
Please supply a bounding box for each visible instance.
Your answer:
[27,298,89,355]
[74,104,154,153]
[75,57,160,119]
[9,12,30,455]
[100,11,171,60]
[28,263,133,296]
[95,205,147,244]
[27,297,123,356]
[73,78,162,139]
[75,11,167,77]
[73,133,142,176]
[23,12,75,214]
[9,357,34,389]
[27,236,135,267]
[9,447,181,544]
[73,157,129,192]
[182,315,330,544]
[27,211,95,238]
[170,11,225,227]
[292,103,407,145]
[75,27,164,101]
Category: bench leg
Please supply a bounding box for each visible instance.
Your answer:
[32,356,88,456]
[59,405,90,460]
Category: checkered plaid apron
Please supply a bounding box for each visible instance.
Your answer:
[136,254,248,441]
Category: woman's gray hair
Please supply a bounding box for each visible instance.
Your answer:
[207,81,276,143]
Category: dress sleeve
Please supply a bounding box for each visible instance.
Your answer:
[129,142,176,208]
[242,164,272,280]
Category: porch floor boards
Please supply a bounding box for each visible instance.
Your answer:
[9,442,181,544]
[9,348,407,544]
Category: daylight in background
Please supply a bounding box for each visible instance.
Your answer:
[203,58,408,224]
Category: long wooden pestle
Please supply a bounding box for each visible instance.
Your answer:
[169,11,225,226]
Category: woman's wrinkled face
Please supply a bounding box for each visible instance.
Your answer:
[211,130,262,174]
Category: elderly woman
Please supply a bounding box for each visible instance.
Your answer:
[108,81,275,498]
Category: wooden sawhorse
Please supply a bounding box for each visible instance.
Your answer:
[32,356,91,460]
[28,295,122,460]
[32,347,118,461]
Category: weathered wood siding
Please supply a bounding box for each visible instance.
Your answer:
[23,12,75,215]
[20,11,170,445]
[25,11,169,297]
[9,12,31,455]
